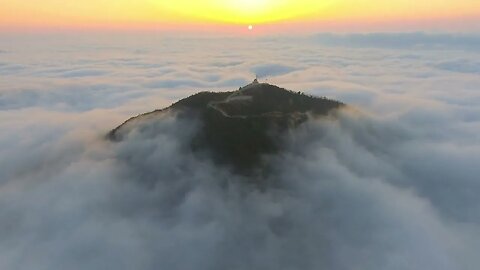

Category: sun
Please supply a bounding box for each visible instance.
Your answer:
[248,25,253,30]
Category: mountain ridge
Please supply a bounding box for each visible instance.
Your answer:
[109,82,344,175]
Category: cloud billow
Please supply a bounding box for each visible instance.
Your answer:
[251,64,298,78]
[0,107,479,270]
[0,33,479,270]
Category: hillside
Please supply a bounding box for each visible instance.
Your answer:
[109,82,344,175]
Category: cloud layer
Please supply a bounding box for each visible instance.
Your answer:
[0,32,479,270]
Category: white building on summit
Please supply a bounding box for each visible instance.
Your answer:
[223,77,260,103]
[240,76,260,91]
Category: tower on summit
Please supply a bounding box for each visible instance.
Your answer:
[253,75,259,84]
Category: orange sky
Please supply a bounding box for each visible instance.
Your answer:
[1,0,479,32]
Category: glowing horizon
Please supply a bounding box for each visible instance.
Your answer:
[1,0,479,31]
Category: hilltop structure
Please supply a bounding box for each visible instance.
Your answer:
[240,76,260,91]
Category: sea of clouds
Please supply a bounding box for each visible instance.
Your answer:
[0,32,479,270]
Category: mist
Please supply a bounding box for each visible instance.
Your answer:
[0,33,479,270]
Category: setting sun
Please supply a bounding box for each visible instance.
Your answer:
[0,0,479,30]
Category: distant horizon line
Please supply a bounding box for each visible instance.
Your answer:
[1,29,479,37]
[1,15,479,34]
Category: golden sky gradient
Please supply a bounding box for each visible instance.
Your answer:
[1,0,479,31]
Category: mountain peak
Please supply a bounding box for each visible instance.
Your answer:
[109,83,344,175]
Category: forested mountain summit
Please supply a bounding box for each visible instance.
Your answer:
[109,81,344,175]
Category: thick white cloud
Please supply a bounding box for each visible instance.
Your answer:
[0,32,479,270]
[311,33,480,50]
